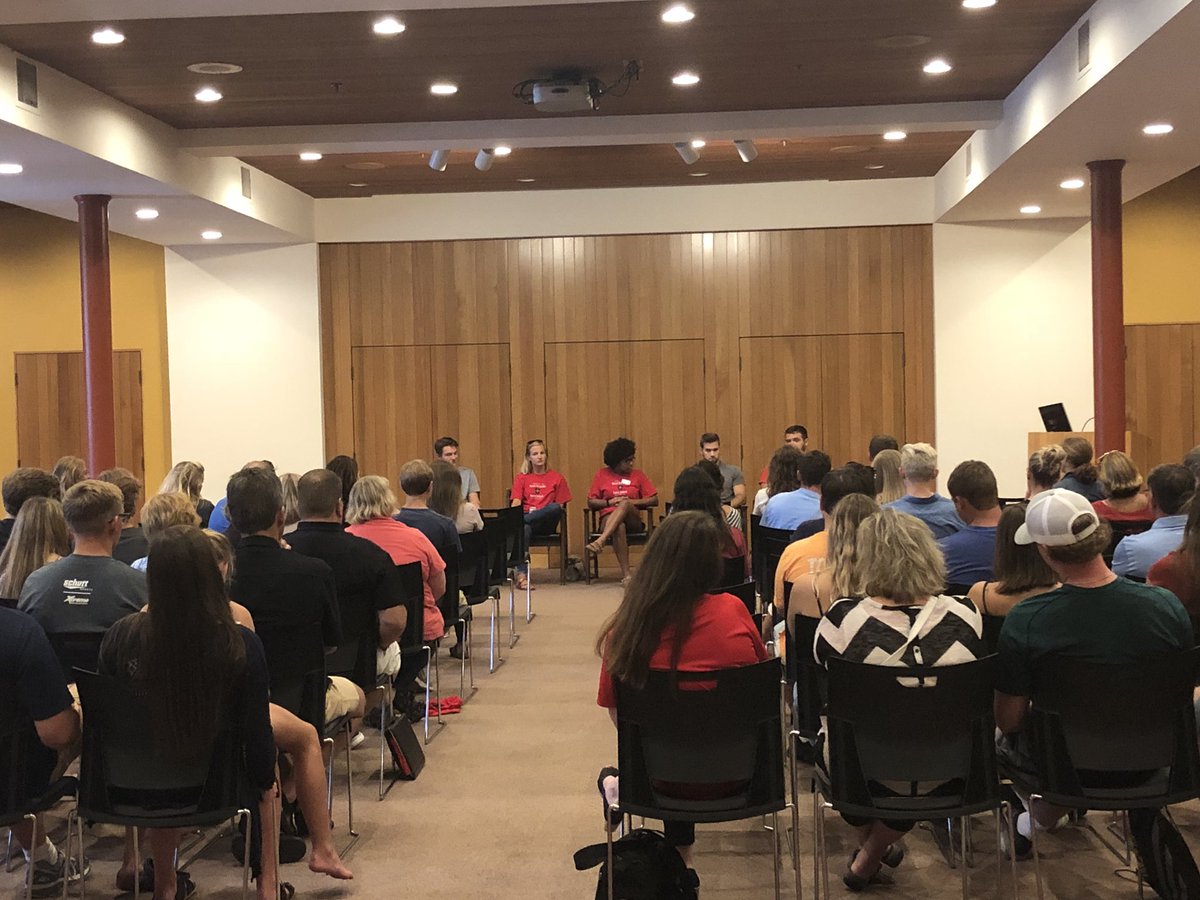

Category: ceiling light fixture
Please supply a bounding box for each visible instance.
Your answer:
[493,145,512,156]
[883,130,907,141]
[194,87,223,103]
[430,82,458,96]
[0,163,23,175]
[1060,177,1086,190]
[372,16,406,35]
[962,0,997,8]
[475,149,496,171]
[1020,205,1042,215]
[923,58,952,74]
[865,164,885,170]
[299,151,323,161]
[134,208,159,220]
[661,4,695,23]
[348,182,368,187]
[689,172,710,177]
[517,178,536,183]
[428,149,450,172]
[734,139,758,162]
[1143,122,1174,135]
[92,26,125,45]
[671,72,700,87]
[690,139,706,149]
[674,142,701,164]
[201,230,223,240]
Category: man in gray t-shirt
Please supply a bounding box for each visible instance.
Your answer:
[700,432,746,528]
[434,436,482,505]
[19,480,147,636]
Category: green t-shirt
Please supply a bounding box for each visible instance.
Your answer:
[995,577,1193,698]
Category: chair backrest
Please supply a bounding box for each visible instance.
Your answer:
[478,510,512,586]
[266,666,328,732]
[752,526,792,608]
[47,631,104,684]
[824,655,999,808]
[395,561,425,650]
[437,543,461,624]
[1026,649,1200,798]
[981,613,1005,655]
[0,688,48,822]
[789,613,826,741]
[456,531,488,601]
[615,659,785,819]
[720,555,747,588]
[721,581,756,618]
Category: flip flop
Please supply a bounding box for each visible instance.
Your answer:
[596,767,622,830]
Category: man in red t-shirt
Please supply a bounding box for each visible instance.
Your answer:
[586,437,658,583]
[758,424,809,485]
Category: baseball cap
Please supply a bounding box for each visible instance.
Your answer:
[1014,488,1100,546]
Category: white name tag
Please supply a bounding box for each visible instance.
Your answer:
[620,479,631,486]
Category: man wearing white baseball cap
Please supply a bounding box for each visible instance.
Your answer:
[993,488,1195,878]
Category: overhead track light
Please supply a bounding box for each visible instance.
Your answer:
[475,148,496,171]
[674,142,700,165]
[428,149,450,172]
[734,140,758,163]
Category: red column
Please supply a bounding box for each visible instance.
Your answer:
[76,194,116,475]
[1087,160,1126,456]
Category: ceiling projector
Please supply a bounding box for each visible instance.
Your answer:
[531,79,597,113]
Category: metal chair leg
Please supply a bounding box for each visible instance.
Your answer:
[323,736,335,818]
[605,804,617,900]
[5,828,14,873]
[788,732,803,900]
[508,578,519,649]
[960,815,970,900]
[994,808,1003,900]
[1030,794,1045,900]
[343,721,356,840]
[772,809,782,900]
[1004,801,1019,900]
[130,821,139,900]
[525,552,535,623]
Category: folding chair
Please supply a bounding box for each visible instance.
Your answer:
[582,507,658,584]
[523,501,570,616]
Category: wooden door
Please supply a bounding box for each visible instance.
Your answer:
[1126,324,1197,469]
[819,334,906,467]
[738,336,824,486]
[351,346,433,484]
[14,350,145,480]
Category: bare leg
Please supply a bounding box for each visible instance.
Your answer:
[586,503,638,553]
[117,827,147,890]
[850,822,906,878]
[147,828,181,900]
[613,522,631,579]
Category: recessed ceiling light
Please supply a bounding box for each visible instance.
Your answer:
[493,145,512,156]
[92,26,125,45]
[883,131,907,141]
[962,0,997,8]
[344,161,386,170]
[348,182,368,187]
[923,58,952,75]
[865,164,885,170]
[689,172,710,177]
[299,151,323,161]
[1143,123,1174,135]
[430,82,458,96]
[671,72,700,87]
[874,34,931,48]
[830,145,870,154]
[690,139,706,149]
[194,87,223,103]
[201,230,223,240]
[186,62,242,75]
[0,163,23,175]
[1020,205,1042,215]
[661,4,695,23]
[373,15,406,35]
[134,208,159,220]
[1060,178,1086,190]
[517,178,536,183]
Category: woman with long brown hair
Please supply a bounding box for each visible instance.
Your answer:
[967,504,1060,617]
[0,496,70,604]
[158,461,214,528]
[429,459,483,533]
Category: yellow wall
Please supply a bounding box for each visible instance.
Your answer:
[0,205,171,492]
[1125,166,1200,324]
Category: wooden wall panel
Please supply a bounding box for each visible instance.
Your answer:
[319,244,355,457]
[738,336,825,486]
[901,225,936,443]
[819,334,905,467]
[351,346,433,483]
[1126,324,1197,469]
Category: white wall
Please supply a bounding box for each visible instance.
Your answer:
[932,219,1093,498]
[164,243,324,501]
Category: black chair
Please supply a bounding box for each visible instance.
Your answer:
[484,504,526,649]
[752,525,793,611]
[1104,519,1153,566]
[46,632,104,685]
[453,531,490,694]
[391,561,443,745]
[433,544,472,704]
[981,613,1006,655]
[525,500,570,598]
[74,670,255,900]
[721,555,748,588]
[815,656,1006,900]
[1000,649,1200,899]
[475,513,515,670]
[610,659,788,900]
[582,506,657,584]
[722,581,757,619]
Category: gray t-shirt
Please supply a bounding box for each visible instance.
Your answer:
[18,554,148,635]
[458,466,482,500]
[718,462,746,505]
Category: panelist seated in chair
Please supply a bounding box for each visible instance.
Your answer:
[586,437,658,584]
[510,439,572,589]
[595,511,768,884]
[814,508,984,891]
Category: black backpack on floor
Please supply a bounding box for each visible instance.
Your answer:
[574,829,699,900]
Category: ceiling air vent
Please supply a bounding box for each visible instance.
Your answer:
[241,166,252,200]
[16,58,37,108]
[1077,19,1091,73]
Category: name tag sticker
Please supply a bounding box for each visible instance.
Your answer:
[620,479,632,486]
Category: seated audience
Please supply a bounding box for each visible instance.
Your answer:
[752,445,803,517]
[1149,496,1200,616]
[939,460,1002,592]
[0,496,69,607]
[595,511,768,883]
[99,525,282,900]
[97,468,148,565]
[1186,444,1200,487]
[785,493,877,620]
[206,459,276,537]
[130,492,201,571]
[775,467,873,612]
[758,425,808,485]
[967,505,1060,617]
[1052,436,1105,502]
[586,437,659,584]
[698,433,745,529]
[814,508,983,890]
[395,459,460,558]
[0,603,84,895]
[671,466,748,580]
[434,436,481,506]
[885,443,963,539]
[430,460,484,534]
[868,434,899,461]
[158,460,214,528]
[995,488,1193,868]
[872,449,904,506]
[1112,464,1194,579]
[1,467,62,556]
[19,480,147,636]
[1026,444,1065,499]
[510,439,572,589]
[280,473,301,536]
[52,456,87,495]
[1092,450,1155,528]
[325,454,359,515]
[790,463,877,542]
[762,450,830,531]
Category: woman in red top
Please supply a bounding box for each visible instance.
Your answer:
[509,439,572,589]
[1092,450,1155,528]
[595,511,768,877]
[586,437,659,584]
[1149,498,1200,616]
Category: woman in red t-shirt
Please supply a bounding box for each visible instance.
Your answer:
[586,437,659,584]
[1149,499,1200,616]
[1092,450,1155,529]
[509,439,572,589]
[595,511,768,876]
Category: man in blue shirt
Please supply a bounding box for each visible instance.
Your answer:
[762,450,830,531]
[938,460,1001,592]
[885,442,964,539]
[1113,464,1193,579]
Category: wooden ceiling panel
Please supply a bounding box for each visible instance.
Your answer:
[0,0,1093,129]
[241,133,972,197]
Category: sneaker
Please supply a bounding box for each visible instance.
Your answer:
[30,853,91,898]
[449,643,469,660]
[350,730,366,750]
[1000,810,1034,861]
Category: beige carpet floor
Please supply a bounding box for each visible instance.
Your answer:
[6,577,1200,898]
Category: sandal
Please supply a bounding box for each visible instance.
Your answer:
[168,870,197,900]
[596,767,622,830]
[279,881,296,900]
[116,857,155,893]
[842,852,894,892]
[881,843,905,868]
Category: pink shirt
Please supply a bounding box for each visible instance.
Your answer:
[347,517,446,641]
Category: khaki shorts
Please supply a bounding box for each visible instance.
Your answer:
[325,675,361,724]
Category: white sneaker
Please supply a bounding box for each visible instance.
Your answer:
[350,731,366,750]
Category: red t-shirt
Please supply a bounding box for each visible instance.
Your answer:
[511,470,572,513]
[596,592,768,708]
[759,464,769,486]
[588,468,657,518]
[724,525,750,577]
[1093,500,1156,525]
[1149,551,1200,617]
[347,517,447,641]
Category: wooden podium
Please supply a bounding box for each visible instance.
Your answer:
[1028,431,1148,461]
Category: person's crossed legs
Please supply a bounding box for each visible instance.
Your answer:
[587,502,644,580]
